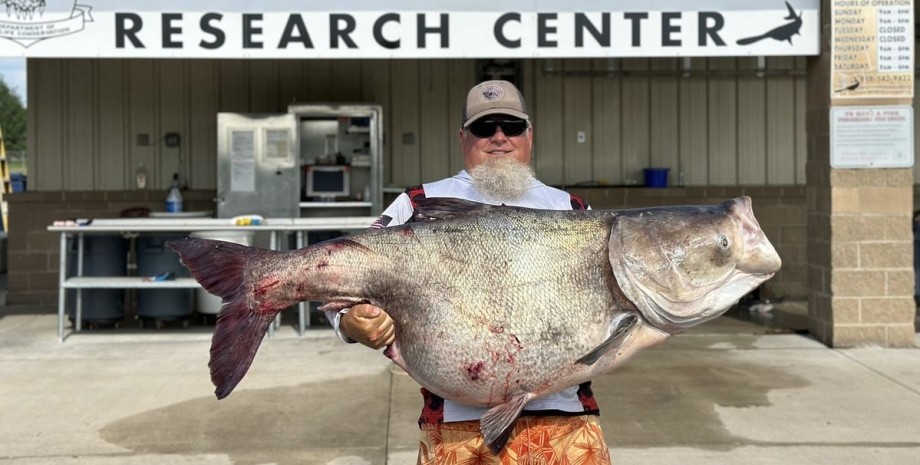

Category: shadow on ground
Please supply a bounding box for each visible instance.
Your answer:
[101,348,809,463]
[595,349,810,449]
[100,371,393,465]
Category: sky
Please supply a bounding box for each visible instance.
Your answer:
[0,58,26,106]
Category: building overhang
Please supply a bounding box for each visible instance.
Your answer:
[0,0,819,58]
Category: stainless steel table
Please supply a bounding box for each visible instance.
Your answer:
[48,217,376,342]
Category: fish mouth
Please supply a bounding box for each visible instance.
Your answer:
[618,265,772,334]
[730,197,783,276]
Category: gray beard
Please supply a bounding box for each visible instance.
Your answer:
[469,157,536,202]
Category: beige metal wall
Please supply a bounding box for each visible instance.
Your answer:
[27,57,813,191]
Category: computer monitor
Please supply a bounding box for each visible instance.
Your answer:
[305,165,350,199]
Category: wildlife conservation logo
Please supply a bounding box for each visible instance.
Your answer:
[0,0,93,47]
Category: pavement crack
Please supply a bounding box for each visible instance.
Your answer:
[834,349,920,397]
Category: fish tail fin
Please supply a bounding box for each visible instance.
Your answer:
[209,298,277,399]
[167,237,282,399]
[736,35,764,45]
[783,1,797,20]
[481,393,534,455]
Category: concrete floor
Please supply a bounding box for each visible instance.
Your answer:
[1,305,919,465]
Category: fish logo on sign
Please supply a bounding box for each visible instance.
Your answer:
[0,0,93,47]
[736,1,803,46]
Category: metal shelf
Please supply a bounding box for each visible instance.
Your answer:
[63,277,202,289]
[299,201,372,209]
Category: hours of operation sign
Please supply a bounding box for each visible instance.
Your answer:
[831,0,913,99]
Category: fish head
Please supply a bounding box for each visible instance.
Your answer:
[609,196,782,334]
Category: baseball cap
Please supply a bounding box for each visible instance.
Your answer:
[461,80,529,128]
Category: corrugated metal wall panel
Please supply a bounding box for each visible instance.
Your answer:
[419,60,451,183]
[620,59,651,185]
[29,57,820,192]
[159,60,188,186]
[737,77,766,185]
[187,60,219,190]
[96,60,127,190]
[65,60,95,190]
[128,60,158,188]
[562,59,593,185]
[650,59,680,184]
[707,59,739,186]
[219,60,249,113]
[32,60,64,190]
[533,59,565,186]
[305,60,334,101]
[249,61,278,113]
[331,60,363,102]
[447,60,475,176]
[590,59,622,186]
[389,60,421,188]
[766,77,797,185]
[359,59,392,185]
[679,78,708,186]
[277,60,306,108]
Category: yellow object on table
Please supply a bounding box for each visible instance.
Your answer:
[232,215,264,226]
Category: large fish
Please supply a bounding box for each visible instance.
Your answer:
[168,196,781,453]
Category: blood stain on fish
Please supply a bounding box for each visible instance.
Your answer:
[466,361,485,381]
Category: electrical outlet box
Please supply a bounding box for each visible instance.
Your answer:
[164,132,181,147]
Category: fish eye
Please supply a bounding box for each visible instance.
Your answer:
[718,235,729,249]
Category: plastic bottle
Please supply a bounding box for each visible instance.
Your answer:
[166,173,183,213]
[135,163,148,189]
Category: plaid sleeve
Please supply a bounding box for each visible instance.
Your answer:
[569,194,589,211]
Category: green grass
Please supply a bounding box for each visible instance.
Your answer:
[7,159,25,175]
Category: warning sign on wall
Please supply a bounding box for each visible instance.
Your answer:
[830,106,913,168]
[831,0,914,99]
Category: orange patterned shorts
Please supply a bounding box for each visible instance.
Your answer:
[417,415,611,465]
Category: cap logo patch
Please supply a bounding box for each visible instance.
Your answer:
[481,85,504,102]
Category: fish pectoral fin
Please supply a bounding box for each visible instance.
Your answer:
[317,299,368,313]
[480,393,535,455]
[575,313,639,365]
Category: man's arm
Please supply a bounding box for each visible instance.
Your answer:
[324,191,415,349]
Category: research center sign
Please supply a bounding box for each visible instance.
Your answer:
[0,0,819,58]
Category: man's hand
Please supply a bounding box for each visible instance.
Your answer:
[340,304,395,349]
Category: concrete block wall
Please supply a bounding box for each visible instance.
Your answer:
[0,186,882,320]
[6,190,216,305]
[808,171,917,347]
[567,186,807,300]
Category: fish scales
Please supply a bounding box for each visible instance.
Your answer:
[340,209,620,407]
[168,196,782,453]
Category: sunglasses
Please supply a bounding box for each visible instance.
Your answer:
[467,118,528,138]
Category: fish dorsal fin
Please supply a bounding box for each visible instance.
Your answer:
[574,313,639,365]
[480,392,536,454]
[412,197,497,221]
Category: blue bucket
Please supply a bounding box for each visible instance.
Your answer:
[643,168,669,188]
